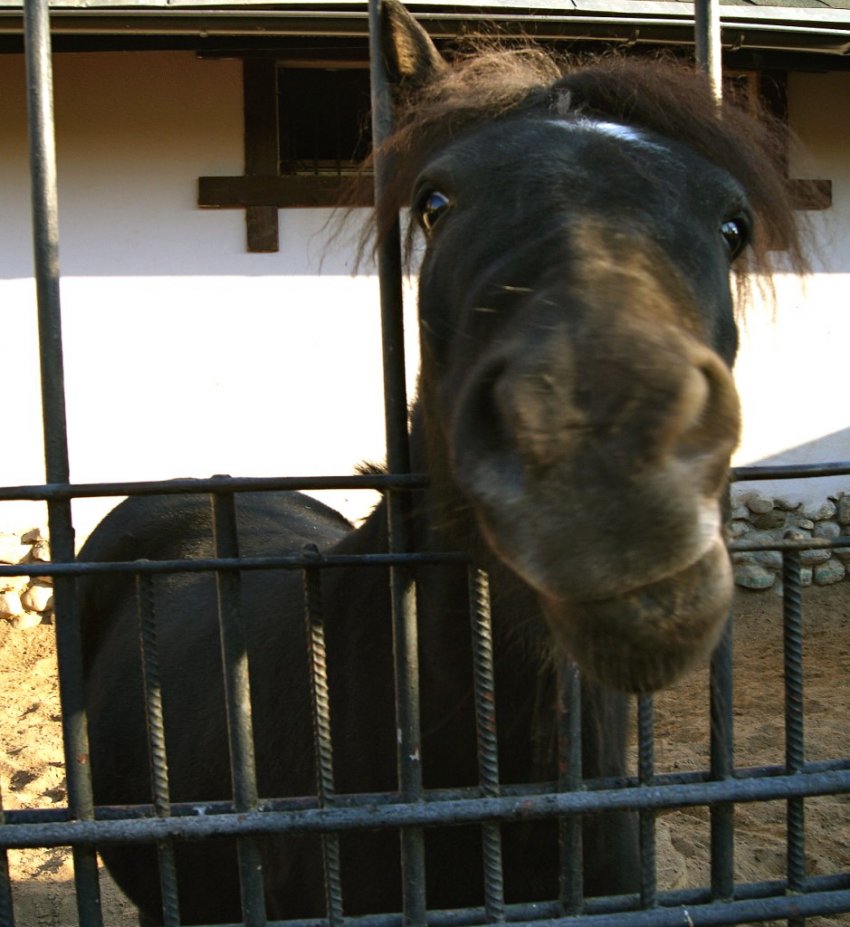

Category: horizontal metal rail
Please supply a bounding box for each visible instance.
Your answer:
[0,550,469,580]
[3,767,849,849]
[0,461,850,502]
[0,471,428,502]
[3,883,840,927]
[3,886,842,927]
[2,537,846,582]
[0,461,847,503]
[729,535,850,552]
[6,756,848,828]
[731,461,850,481]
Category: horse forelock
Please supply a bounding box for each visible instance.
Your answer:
[364,49,807,285]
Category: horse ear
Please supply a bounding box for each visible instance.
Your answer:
[381,0,447,90]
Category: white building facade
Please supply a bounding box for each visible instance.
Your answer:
[0,1,848,538]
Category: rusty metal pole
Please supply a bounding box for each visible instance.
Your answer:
[696,0,735,906]
[368,2,427,924]
[22,0,103,922]
[695,0,723,102]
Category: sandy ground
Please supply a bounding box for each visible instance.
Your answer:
[2,584,849,926]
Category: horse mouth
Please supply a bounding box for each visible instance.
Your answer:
[542,536,733,693]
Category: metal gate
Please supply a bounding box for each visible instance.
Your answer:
[2,0,850,925]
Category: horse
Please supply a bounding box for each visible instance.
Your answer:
[78,2,803,923]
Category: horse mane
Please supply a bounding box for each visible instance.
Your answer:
[366,48,808,280]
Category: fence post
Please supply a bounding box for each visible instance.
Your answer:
[694,0,722,101]
[368,2,427,923]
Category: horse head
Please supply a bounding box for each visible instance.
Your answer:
[379,0,801,692]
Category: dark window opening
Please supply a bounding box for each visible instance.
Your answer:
[278,66,372,176]
[198,59,374,252]
[724,69,831,212]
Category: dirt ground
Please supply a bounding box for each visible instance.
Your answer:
[2,584,849,926]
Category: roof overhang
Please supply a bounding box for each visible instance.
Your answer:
[0,1,848,60]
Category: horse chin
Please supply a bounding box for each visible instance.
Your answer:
[540,538,733,693]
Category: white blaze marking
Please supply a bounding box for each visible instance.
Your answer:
[546,117,668,152]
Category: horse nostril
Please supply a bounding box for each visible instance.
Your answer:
[452,351,581,499]
[451,360,528,498]
[674,352,741,492]
[674,364,713,452]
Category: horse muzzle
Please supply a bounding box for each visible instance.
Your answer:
[447,254,741,691]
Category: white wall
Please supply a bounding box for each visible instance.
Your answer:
[0,51,413,539]
[731,71,850,504]
[1,52,848,540]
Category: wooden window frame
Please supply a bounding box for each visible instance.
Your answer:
[725,69,832,212]
[199,62,830,254]
[198,58,373,253]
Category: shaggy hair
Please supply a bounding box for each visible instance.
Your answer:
[362,48,808,280]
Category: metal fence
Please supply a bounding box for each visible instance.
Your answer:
[1,0,850,925]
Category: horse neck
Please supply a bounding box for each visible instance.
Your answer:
[328,410,556,756]
[332,399,548,652]
[319,394,632,784]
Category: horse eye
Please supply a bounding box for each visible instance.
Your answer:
[417,190,452,234]
[721,217,748,260]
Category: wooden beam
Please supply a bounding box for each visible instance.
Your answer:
[198,174,373,209]
[789,178,832,211]
[243,58,279,252]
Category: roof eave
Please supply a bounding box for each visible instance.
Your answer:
[0,2,847,58]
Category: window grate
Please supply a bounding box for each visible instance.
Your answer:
[278,66,372,177]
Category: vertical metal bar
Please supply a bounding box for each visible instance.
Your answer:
[303,550,344,926]
[698,9,730,892]
[368,1,426,923]
[23,0,66,479]
[22,1,103,923]
[367,0,412,482]
[0,791,14,927]
[637,696,657,909]
[782,548,806,927]
[694,0,722,101]
[557,662,583,916]
[0,865,11,927]
[709,616,735,901]
[468,568,505,922]
[211,491,267,927]
[390,576,425,926]
[135,573,180,927]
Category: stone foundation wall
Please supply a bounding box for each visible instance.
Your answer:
[729,491,850,592]
[0,529,53,629]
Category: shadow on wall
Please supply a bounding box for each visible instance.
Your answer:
[0,205,377,280]
[733,425,850,505]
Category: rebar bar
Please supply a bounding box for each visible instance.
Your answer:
[783,547,806,927]
[135,572,181,926]
[637,696,657,909]
[558,662,584,916]
[304,550,344,926]
[468,568,505,922]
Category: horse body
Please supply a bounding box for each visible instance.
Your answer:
[79,2,802,922]
[81,491,635,921]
